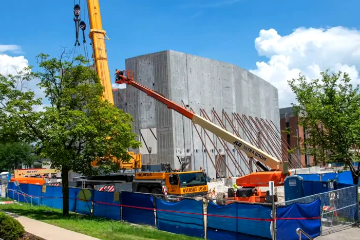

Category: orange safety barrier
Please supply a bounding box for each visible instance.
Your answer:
[11,177,45,185]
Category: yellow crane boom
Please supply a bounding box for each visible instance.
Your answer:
[82,1,141,168]
[87,0,114,104]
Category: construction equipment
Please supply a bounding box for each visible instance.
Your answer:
[76,163,208,197]
[91,152,142,170]
[10,168,61,186]
[83,1,113,104]
[10,177,45,185]
[115,70,289,203]
[13,168,60,178]
[70,2,208,198]
[74,1,142,169]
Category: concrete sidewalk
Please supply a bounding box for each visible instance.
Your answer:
[6,212,100,240]
[316,227,360,239]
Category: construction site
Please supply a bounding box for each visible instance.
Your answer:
[110,50,306,202]
[1,1,359,240]
[113,50,284,179]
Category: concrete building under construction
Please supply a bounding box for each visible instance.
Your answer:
[113,50,280,179]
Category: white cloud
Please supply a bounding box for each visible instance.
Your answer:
[250,27,360,108]
[0,44,47,110]
[0,44,21,53]
[0,54,28,76]
[0,44,27,76]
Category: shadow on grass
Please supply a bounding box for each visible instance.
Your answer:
[0,204,110,223]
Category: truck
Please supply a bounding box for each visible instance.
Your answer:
[115,70,290,203]
[75,162,208,197]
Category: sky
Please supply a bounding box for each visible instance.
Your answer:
[1,0,360,108]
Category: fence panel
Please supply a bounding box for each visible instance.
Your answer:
[297,174,320,181]
[42,186,63,209]
[321,173,337,181]
[303,181,333,197]
[207,202,237,240]
[279,185,358,236]
[276,199,321,240]
[122,192,155,226]
[7,182,16,199]
[336,171,355,185]
[236,203,272,239]
[68,188,93,215]
[16,184,29,203]
[93,191,120,220]
[27,184,42,205]
[156,198,204,238]
[296,171,359,186]
[207,202,272,240]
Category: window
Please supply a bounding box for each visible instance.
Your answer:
[286,122,291,146]
[178,172,207,187]
[169,174,179,185]
[287,135,291,146]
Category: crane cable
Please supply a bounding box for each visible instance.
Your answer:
[82,0,91,65]
[73,0,91,66]
[74,1,81,46]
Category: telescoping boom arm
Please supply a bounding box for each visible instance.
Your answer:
[115,70,289,174]
[86,0,114,104]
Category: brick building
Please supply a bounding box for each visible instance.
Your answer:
[280,107,313,167]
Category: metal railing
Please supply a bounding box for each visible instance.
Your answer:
[296,228,313,240]
[277,185,358,236]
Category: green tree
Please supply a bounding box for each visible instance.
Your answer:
[288,70,360,184]
[0,53,141,215]
[0,142,37,171]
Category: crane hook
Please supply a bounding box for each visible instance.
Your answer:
[74,4,81,46]
[80,21,87,43]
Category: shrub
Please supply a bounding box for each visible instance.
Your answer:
[0,212,25,240]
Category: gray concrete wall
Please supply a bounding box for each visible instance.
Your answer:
[114,50,280,178]
[167,51,279,178]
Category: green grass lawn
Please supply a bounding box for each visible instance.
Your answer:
[0,197,13,202]
[0,203,202,240]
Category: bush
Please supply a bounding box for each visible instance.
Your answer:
[0,212,25,240]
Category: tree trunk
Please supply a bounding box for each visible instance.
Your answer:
[350,168,359,185]
[61,165,70,216]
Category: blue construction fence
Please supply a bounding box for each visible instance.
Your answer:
[6,182,323,240]
[285,171,360,229]
[297,170,358,185]
[285,174,358,200]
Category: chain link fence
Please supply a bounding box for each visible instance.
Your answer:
[276,185,358,236]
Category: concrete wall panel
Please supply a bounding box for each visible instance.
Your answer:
[114,50,280,178]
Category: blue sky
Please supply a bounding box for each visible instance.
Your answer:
[1,0,360,107]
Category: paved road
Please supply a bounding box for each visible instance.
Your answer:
[6,212,100,240]
[316,227,360,239]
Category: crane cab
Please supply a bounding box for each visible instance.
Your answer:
[133,171,208,197]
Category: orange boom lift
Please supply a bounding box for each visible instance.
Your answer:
[115,70,289,203]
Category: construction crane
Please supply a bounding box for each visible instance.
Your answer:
[72,1,142,169]
[83,1,113,104]
[70,2,209,197]
[115,70,289,203]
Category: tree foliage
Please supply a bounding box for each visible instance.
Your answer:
[0,142,37,171]
[0,53,141,214]
[288,70,360,184]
